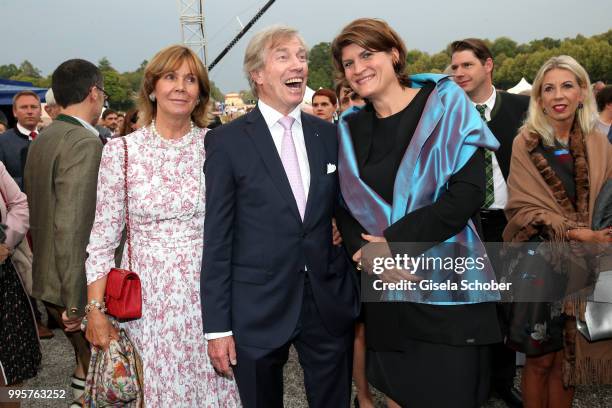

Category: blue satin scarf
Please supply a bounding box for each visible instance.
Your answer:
[338,74,501,304]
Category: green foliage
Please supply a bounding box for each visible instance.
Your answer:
[209,81,223,102]
[0,64,20,79]
[307,42,334,90]
[1,28,609,110]
[491,37,518,58]
[97,57,114,72]
[239,89,256,105]
[18,60,41,78]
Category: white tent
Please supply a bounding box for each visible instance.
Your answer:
[507,77,532,94]
[300,86,316,114]
[303,86,315,104]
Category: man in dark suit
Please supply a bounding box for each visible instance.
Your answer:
[0,90,42,190]
[451,38,529,408]
[202,25,358,408]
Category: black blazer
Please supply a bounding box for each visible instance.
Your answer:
[487,91,529,180]
[201,106,359,348]
[336,105,501,348]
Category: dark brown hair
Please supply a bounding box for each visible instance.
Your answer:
[331,18,410,88]
[450,38,494,75]
[596,85,612,112]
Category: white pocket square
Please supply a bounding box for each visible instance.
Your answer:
[326,163,337,174]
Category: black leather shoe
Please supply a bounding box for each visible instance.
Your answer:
[495,386,523,408]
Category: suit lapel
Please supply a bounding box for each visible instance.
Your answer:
[301,113,322,225]
[244,107,302,221]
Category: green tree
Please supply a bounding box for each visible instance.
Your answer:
[429,52,450,72]
[18,60,41,78]
[98,57,114,72]
[491,37,518,58]
[209,80,223,102]
[308,42,334,90]
[0,64,19,79]
[239,89,256,105]
[406,49,432,74]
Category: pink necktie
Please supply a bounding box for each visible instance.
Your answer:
[278,116,306,220]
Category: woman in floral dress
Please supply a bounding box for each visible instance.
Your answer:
[84,45,240,407]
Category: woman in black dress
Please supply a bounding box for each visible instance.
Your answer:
[0,161,41,394]
[332,18,502,407]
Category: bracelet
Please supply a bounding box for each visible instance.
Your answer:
[84,299,107,315]
[80,316,88,332]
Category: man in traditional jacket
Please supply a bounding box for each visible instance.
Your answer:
[24,58,106,405]
[451,38,529,408]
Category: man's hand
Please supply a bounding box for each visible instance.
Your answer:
[0,243,11,263]
[332,218,343,246]
[207,335,237,378]
[61,311,83,332]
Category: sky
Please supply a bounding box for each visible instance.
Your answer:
[2,0,611,93]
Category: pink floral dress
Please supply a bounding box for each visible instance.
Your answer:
[85,126,241,407]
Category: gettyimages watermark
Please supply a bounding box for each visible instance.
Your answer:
[358,242,611,304]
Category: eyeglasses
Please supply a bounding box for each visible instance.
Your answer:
[341,93,362,105]
[93,85,110,108]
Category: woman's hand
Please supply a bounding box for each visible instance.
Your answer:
[85,309,119,350]
[568,227,612,256]
[352,233,420,283]
[0,243,10,263]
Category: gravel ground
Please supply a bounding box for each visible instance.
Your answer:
[21,316,612,408]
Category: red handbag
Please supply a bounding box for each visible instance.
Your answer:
[105,137,142,319]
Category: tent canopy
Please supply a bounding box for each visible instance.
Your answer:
[507,77,532,95]
[0,78,47,105]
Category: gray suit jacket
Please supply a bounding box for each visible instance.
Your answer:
[24,115,103,317]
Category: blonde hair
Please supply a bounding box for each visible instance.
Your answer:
[523,55,597,146]
[243,25,307,98]
[137,45,211,128]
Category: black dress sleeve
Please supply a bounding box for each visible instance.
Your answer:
[383,149,485,248]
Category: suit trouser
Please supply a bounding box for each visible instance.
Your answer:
[43,302,91,376]
[480,210,516,390]
[232,277,354,408]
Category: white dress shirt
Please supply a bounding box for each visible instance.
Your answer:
[70,115,100,137]
[17,123,37,140]
[205,100,311,341]
[258,99,311,199]
[472,86,508,210]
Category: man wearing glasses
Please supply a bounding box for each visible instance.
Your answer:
[24,59,106,408]
[335,81,365,115]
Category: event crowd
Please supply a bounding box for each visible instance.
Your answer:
[0,17,611,408]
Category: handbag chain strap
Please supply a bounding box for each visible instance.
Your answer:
[121,137,133,271]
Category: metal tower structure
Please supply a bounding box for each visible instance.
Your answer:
[177,0,208,66]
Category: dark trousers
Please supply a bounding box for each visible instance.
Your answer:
[480,209,517,390]
[43,301,91,375]
[232,277,354,408]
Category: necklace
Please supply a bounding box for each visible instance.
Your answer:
[148,122,205,221]
[150,119,196,149]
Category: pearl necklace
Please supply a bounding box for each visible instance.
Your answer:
[150,119,196,149]
[148,119,205,221]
